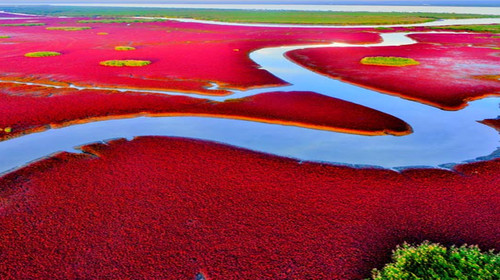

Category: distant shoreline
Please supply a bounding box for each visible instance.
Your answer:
[23,4,497,16]
[1,1,500,8]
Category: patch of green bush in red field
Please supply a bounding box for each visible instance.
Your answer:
[114,46,135,51]
[46,26,92,31]
[0,16,381,95]
[0,136,498,279]
[360,56,420,67]
[428,24,500,33]
[370,241,499,280]
[0,23,45,26]
[100,59,150,67]
[287,38,500,110]
[24,51,61,57]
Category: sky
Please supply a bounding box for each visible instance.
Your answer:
[1,0,499,6]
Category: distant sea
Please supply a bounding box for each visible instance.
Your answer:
[43,3,500,15]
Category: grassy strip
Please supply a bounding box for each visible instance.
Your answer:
[428,24,500,33]
[115,46,136,51]
[0,23,45,27]
[46,26,92,31]
[370,241,499,280]
[360,56,420,67]
[100,60,151,67]
[0,35,10,38]
[0,6,498,25]
[25,51,61,57]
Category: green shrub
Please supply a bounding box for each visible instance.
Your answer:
[114,46,136,51]
[24,51,61,57]
[374,27,394,31]
[46,26,92,31]
[370,241,500,280]
[428,24,500,33]
[0,23,45,27]
[360,56,420,67]
[0,35,10,38]
[100,60,151,67]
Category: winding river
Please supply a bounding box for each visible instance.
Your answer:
[0,18,499,174]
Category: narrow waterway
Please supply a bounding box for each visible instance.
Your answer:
[0,20,498,174]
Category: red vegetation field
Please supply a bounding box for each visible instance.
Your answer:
[0,16,379,95]
[0,136,498,279]
[481,118,500,131]
[0,82,411,140]
[0,12,498,280]
[287,34,500,110]
[409,32,500,47]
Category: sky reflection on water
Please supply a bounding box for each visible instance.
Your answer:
[0,22,498,173]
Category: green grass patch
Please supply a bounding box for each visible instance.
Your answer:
[370,241,499,280]
[114,46,136,51]
[1,127,12,133]
[428,24,500,33]
[374,27,394,31]
[1,6,498,25]
[100,60,151,67]
[0,35,10,38]
[24,51,61,57]
[46,26,92,31]
[360,56,420,67]
[0,23,45,27]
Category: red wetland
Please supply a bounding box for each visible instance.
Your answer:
[0,10,499,280]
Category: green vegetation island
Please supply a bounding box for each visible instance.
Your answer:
[360,57,420,67]
[1,6,499,25]
[100,60,151,67]
[24,51,61,57]
[370,242,499,280]
[428,24,500,33]
[46,26,92,31]
[0,23,45,27]
[114,46,136,51]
